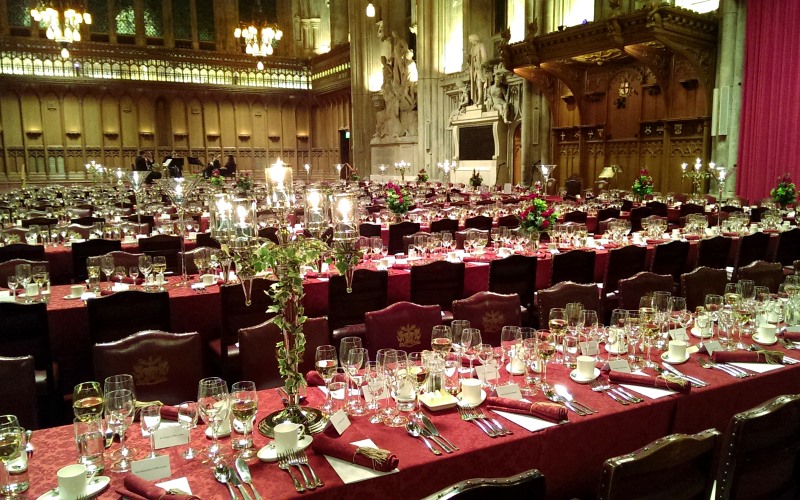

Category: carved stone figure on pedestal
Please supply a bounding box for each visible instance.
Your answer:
[449,82,471,124]
[485,70,511,124]
[373,34,418,141]
[468,34,488,108]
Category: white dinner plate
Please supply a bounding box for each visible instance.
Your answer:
[257,435,313,462]
[37,476,110,499]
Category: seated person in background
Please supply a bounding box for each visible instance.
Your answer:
[220,155,237,177]
[203,154,221,178]
[134,150,161,184]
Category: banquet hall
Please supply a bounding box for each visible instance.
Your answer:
[1,0,800,498]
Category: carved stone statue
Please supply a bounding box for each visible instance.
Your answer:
[485,69,511,124]
[374,34,418,141]
[468,34,488,108]
[449,82,471,124]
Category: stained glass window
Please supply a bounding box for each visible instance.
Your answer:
[196,0,215,41]
[7,0,31,27]
[144,0,164,37]
[173,0,192,40]
[115,0,136,35]
[88,0,109,32]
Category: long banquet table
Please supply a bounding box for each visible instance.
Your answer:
[27,337,800,499]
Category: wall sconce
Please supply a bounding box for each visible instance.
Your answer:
[366,2,376,17]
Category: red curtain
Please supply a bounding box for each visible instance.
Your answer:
[736,0,800,203]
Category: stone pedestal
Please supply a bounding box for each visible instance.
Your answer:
[451,105,509,187]
[369,136,419,181]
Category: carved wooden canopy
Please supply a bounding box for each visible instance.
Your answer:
[501,5,718,119]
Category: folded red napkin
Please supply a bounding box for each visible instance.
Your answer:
[111,276,144,285]
[160,405,179,420]
[684,234,701,241]
[603,242,620,249]
[782,330,800,342]
[722,232,739,237]
[645,239,669,245]
[311,433,398,472]
[306,370,325,386]
[608,371,691,393]
[485,397,567,423]
[712,351,783,364]
[460,356,483,367]
[763,228,780,234]
[116,475,199,500]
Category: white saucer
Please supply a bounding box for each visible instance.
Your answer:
[456,389,487,408]
[690,327,713,339]
[505,362,525,376]
[605,343,627,355]
[205,425,232,438]
[660,352,690,364]
[752,334,778,346]
[37,476,110,499]
[569,368,600,384]
[63,295,82,300]
[257,435,313,462]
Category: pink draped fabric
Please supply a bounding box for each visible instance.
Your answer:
[736,1,800,203]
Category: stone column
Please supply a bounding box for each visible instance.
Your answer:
[349,0,375,176]
[329,0,349,48]
[134,0,145,46]
[521,80,534,186]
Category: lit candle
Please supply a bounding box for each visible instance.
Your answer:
[681,162,687,172]
[307,190,322,211]
[337,197,352,223]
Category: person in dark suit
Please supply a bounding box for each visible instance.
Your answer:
[203,154,221,178]
[220,155,236,177]
[134,150,161,184]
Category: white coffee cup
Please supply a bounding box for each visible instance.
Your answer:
[668,340,688,361]
[576,355,595,380]
[274,422,305,454]
[70,285,84,298]
[202,274,215,286]
[758,324,777,343]
[57,463,87,500]
[460,378,482,405]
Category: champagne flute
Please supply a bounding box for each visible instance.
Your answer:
[14,264,31,303]
[607,309,629,361]
[406,352,427,419]
[548,308,567,364]
[105,389,135,472]
[315,345,338,414]
[138,255,152,287]
[431,325,453,354]
[73,382,103,422]
[521,337,539,396]
[103,374,138,459]
[6,276,17,301]
[177,401,199,459]
[140,404,162,459]
[476,343,497,390]
[500,326,522,372]
[536,330,556,390]
[364,361,385,424]
[197,377,229,464]
[462,328,482,373]
[230,381,258,459]
[625,311,643,370]
[86,256,101,293]
[376,348,397,422]
[101,254,115,290]
[345,348,367,416]
[639,302,658,368]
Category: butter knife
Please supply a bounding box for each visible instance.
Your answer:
[662,362,708,387]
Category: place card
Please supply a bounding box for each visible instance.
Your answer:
[495,383,522,400]
[607,359,632,373]
[153,426,189,450]
[362,385,375,403]
[330,409,351,435]
[704,340,722,355]
[156,477,192,495]
[131,455,171,481]
[669,328,688,341]
[474,364,500,382]
[579,341,599,357]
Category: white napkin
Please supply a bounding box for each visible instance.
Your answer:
[728,362,783,374]
[491,410,558,433]
[323,438,399,484]
[620,384,676,399]
[156,477,192,494]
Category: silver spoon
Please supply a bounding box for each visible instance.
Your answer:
[227,466,252,500]
[213,464,238,500]
[406,422,440,455]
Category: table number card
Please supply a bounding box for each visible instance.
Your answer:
[495,383,523,400]
[131,455,171,481]
[579,341,599,357]
[474,364,500,382]
[153,426,189,450]
[330,409,351,435]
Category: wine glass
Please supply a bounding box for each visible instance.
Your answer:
[364,361,385,424]
[380,349,408,427]
[407,352,429,419]
[625,311,644,370]
[431,325,452,354]
[724,283,741,307]
[607,309,629,361]
[704,294,724,325]
[14,264,31,303]
[138,255,153,287]
[548,308,567,364]
[737,280,756,301]
[0,426,24,495]
[462,328,482,373]
[6,276,17,301]
[193,248,208,277]
[638,302,658,368]
[129,266,140,287]
[580,310,600,360]
[230,381,258,459]
[669,297,691,333]
[103,374,138,459]
[105,389,135,472]
[73,381,103,422]
[500,326,522,372]
[177,401,199,459]
[197,377,230,464]
[476,343,498,390]
[339,337,363,369]
[153,256,167,288]
[315,345,337,413]
[101,255,115,290]
[345,348,367,416]
[140,404,162,459]
[536,330,556,390]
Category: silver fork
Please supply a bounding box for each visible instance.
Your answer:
[286,451,315,490]
[588,379,628,405]
[277,453,304,493]
[293,450,323,488]
[458,406,497,437]
[470,406,511,435]
[698,357,745,378]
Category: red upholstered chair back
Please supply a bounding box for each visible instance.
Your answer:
[402,231,432,254]
[735,231,771,274]
[138,234,182,274]
[551,249,596,286]
[86,290,171,344]
[388,222,420,255]
[364,302,442,357]
[22,216,57,229]
[93,330,202,405]
[488,254,538,308]
[696,235,733,270]
[562,210,588,224]
[410,260,465,311]
[496,214,520,228]
[215,278,277,373]
[775,227,800,266]
[0,243,46,264]
[104,250,144,270]
[645,201,668,217]
[72,239,123,281]
[0,259,49,288]
[596,207,621,225]
[70,216,105,226]
[536,282,603,329]
[603,245,647,293]
[650,240,690,284]
[0,355,37,430]
[736,260,784,294]
[452,292,521,346]
[0,302,54,390]
[679,203,705,218]
[680,266,728,311]
[455,229,489,250]
[618,272,674,310]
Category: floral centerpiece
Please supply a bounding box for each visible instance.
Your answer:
[470,170,483,188]
[208,169,224,188]
[770,173,796,209]
[235,171,253,193]
[386,182,413,217]
[518,194,557,233]
[417,169,429,182]
[632,168,654,200]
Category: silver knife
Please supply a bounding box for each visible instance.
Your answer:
[662,362,708,387]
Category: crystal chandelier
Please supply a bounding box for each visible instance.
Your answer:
[30,2,92,58]
[234,0,282,68]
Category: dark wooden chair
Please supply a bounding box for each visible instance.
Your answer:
[388,222,420,255]
[679,203,705,218]
[496,214,520,228]
[618,272,674,310]
[72,239,122,282]
[402,231,432,254]
[0,259,49,288]
[0,243,45,263]
[364,302,442,358]
[195,232,221,249]
[93,331,203,405]
[123,214,156,233]
[598,429,720,500]
[86,291,171,345]
[430,218,460,234]
[551,249,595,285]
[680,266,728,310]
[464,215,493,232]
[358,223,382,238]
[603,245,647,294]
[239,317,330,390]
[455,229,489,250]
[138,234,182,274]
[629,206,653,233]
[104,250,144,270]
[425,468,545,499]
[596,208,621,227]
[650,240,690,284]
[452,292,521,346]
[488,254,538,310]
[645,200,668,218]
[410,260,465,314]
[774,227,800,267]
[535,282,603,329]
[70,216,106,226]
[696,235,733,270]
[329,269,389,343]
[715,394,800,500]
[562,210,588,224]
[736,260,784,293]
[0,356,38,430]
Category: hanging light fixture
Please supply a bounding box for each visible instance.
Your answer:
[234,0,282,66]
[30,2,92,58]
[366,2,376,17]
